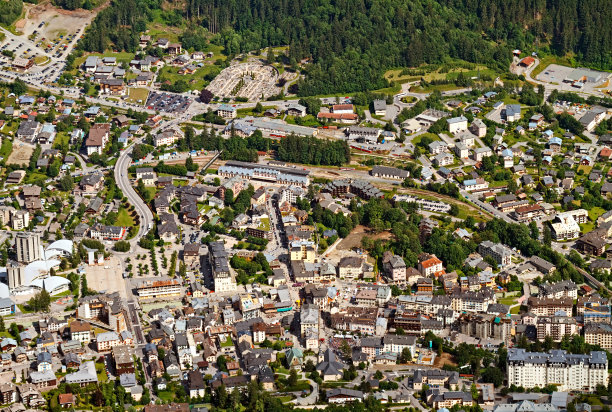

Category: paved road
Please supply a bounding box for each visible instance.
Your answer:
[291,373,319,406]
[114,143,154,243]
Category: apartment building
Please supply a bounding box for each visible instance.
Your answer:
[383,253,406,283]
[355,289,378,307]
[536,316,579,342]
[290,241,316,263]
[507,348,608,392]
[136,280,181,299]
[584,323,612,349]
[538,280,578,299]
[478,241,512,267]
[527,297,573,317]
[549,209,588,241]
[418,256,444,277]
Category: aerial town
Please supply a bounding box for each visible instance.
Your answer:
[0,1,609,412]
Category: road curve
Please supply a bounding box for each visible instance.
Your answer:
[114,145,154,244]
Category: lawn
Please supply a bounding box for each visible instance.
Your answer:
[411,83,472,93]
[577,165,592,175]
[143,187,157,200]
[25,171,47,184]
[157,64,221,91]
[220,336,234,347]
[126,88,150,105]
[383,68,420,84]
[279,379,311,393]
[275,395,294,403]
[580,222,595,233]
[95,362,108,383]
[236,106,275,117]
[285,115,321,127]
[156,391,175,402]
[17,304,34,314]
[588,206,606,222]
[0,138,12,158]
[372,83,402,95]
[52,132,70,150]
[114,208,135,227]
[498,297,519,306]
[412,132,440,146]
[510,306,520,314]
[258,217,270,231]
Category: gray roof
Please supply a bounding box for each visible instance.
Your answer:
[494,401,558,412]
[507,348,608,366]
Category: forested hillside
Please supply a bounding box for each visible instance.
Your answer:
[0,0,23,26]
[79,0,612,95]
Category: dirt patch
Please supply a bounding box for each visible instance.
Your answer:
[17,1,99,37]
[433,352,457,369]
[162,153,217,166]
[336,225,394,251]
[7,141,34,166]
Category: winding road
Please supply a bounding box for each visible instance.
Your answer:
[114,143,154,243]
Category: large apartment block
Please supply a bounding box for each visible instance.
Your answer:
[584,323,612,349]
[478,241,512,267]
[527,297,573,317]
[536,316,578,342]
[507,348,608,392]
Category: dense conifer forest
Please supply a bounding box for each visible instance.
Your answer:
[78,0,612,95]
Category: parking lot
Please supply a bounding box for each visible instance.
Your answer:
[536,64,610,95]
[145,92,192,113]
[0,38,38,61]
[206,62,282,100]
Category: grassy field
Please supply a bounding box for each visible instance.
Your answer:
[158,64,220,91]
[34,56,50,65]
[285,115,321,127]
[114,208,135,227]
[236,106,275,117]
[384,68,420,84]
[95,362,108,383]
[411,83,470,93]
[126,88,150,105]
[588,206,606,222]
[25,171,47,184]
[0,138,12,158]
[53,132,70,149]
[143,187,157,201]
[498,297,519,306]
[220,336,234,347]
[157,391,176,402]
[372,83,402,94]
[580,222,595,233]
[258,218,270,231]
[412,133,440,146]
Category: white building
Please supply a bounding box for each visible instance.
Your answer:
[507,348,608,392]
[447,116,468,134]
[217,104,237,119]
